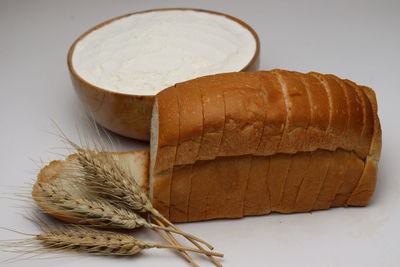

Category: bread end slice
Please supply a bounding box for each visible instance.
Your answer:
[32,150,149,224]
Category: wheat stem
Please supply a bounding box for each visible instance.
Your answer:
[153,244,223,257]
[150,224,213,248]
[152,227,199,267]
[158,213,224,266]
[153,217,222,267]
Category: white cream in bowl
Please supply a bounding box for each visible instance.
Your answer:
[72,10,257,95]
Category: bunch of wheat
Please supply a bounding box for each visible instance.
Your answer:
[22,137,223,267]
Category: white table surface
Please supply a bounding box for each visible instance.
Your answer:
[1,0,399,266]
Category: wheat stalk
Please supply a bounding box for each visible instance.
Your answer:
[61,138,222,266]
[1,228,222,257]
[38,230,222,256]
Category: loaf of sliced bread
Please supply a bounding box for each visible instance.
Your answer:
[150,70,381,222]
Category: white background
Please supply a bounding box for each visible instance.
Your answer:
[1,0,399,266]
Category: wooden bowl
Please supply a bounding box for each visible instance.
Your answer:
[67,8,260,141]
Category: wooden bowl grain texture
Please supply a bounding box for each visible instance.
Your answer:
[67,8,260,141]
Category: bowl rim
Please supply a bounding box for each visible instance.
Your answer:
[67,7,261,97]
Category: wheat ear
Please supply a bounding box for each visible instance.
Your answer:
[36,182,147,229]
[69,142,151,212]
